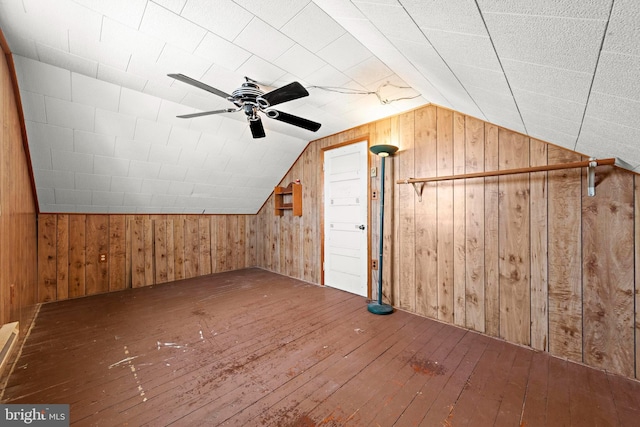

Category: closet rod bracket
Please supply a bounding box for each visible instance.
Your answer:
[406,179,424,202]
[587,158,597,197]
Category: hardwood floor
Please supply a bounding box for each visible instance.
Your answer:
[2,268,639,426]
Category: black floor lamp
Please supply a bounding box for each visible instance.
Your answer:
[368,144,398,315]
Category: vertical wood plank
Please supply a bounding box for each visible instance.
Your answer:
[125,215,133,289]
[437,108,454,323]
[131,219,145,288]
[227,215,238,271]
[37,214,57,302]
[302,142,317,283]
[530,139,548,351]
[217,216,228,272]
[271,205,280,274]
[498,131,530,345]
[414,107,438,318]
[259,206,271,271]
[154,219,168,284]
[199,217,212,275]
[548,146,583,362]
[464,116,485,332]
[281,211,291,276]
[56,215,69,301]
[85,215,109,295]
[68,215,86,298]
[109,215,126,291]
[292,213,301,278]
[237,216,246,270]
[246,215,257,268]
[484,124,500,337]
[582,167,634,377]
[453,112,466,327]
[184,217,199,279]
[398,111,416,312]
[143,219,154,286]
[173,217,185,280]
[210,216,218,273]
[166,220,175,282]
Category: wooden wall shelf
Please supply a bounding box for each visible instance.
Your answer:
[274,182,302,216]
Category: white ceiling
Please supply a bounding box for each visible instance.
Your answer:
[0,0,638,214]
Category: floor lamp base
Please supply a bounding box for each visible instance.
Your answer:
[367,302,394,315]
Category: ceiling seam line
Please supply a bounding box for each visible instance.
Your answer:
[572,0,616,152]
[397,0,489,121]
[473,0,527,135]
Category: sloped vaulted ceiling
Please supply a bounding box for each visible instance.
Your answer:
[0,0,638,214]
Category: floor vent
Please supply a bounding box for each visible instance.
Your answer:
[0,322,19,376]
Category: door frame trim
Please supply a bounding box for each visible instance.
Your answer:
[320,137,371,299]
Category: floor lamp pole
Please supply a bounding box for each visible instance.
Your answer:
[368,144,398,315]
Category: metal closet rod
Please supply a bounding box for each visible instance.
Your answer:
[398,157,616,185]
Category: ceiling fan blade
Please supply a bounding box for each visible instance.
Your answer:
[259,82,309,107]
[168,73,232,99]
[268,110,321,132]
[177,108,237,119]
[249,117,266,138]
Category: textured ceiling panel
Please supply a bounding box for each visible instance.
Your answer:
[401,0,487,35]
[194,32,252,71]
[482,13,607,73]
[140,2,206,52]
[180,0,253,40]
[602,0,640,56]
[234,18,295,62]
[477,0,613,19]
[1,0,640,214]
[317,33,373,72]
[233,0,309,29]
[353,1,427,43]
[72,0,147,28]
[280,2,346,53]
[502,59,593,104]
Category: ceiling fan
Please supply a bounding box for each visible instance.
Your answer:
[168,73,321,138]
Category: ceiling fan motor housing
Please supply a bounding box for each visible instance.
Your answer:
[232,82,265,104]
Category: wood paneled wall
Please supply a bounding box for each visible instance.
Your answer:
[0,45,38,330]
[37,214,256,302]
[256,104,640,381]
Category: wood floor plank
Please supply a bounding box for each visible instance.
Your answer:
[546,356,572,426]
[520,350,550,426]
[444,340,517,426]
[2,268,637,427]
[492,346,534,426]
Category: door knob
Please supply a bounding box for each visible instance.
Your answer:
[357,224,365,230]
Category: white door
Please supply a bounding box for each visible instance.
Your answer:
[323,141,368,297]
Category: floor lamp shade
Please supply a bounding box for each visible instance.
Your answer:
[368,144,398,315]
